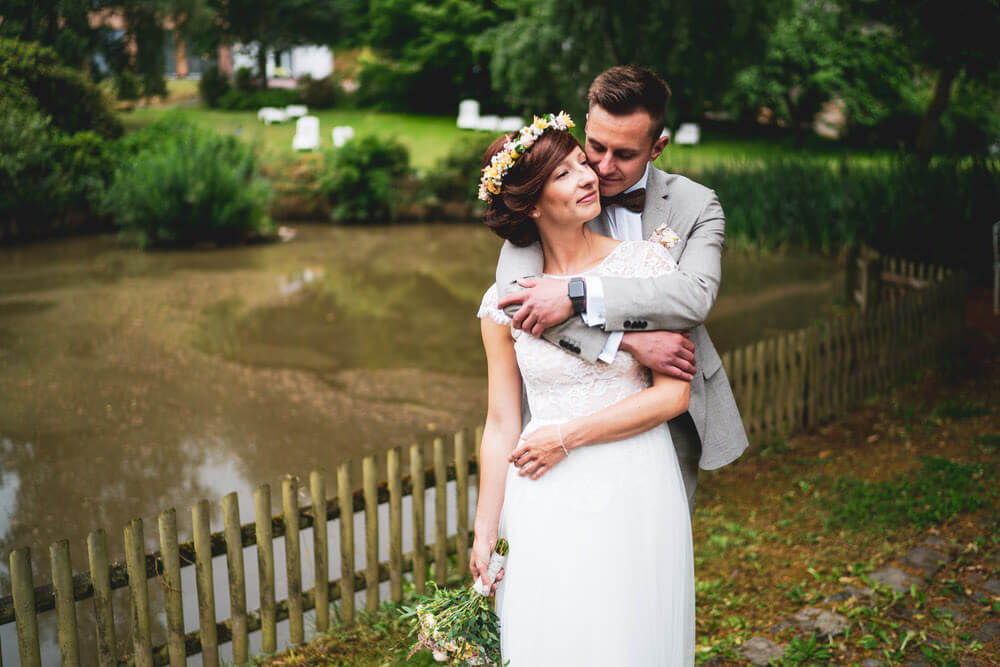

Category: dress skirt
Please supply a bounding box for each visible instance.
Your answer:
[495,419,695,666]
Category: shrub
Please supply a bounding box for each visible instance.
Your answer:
[234,66,257,92]
[216,87,301,111]
[298,75,340,109]
[423,134,497,204]
[0,38,122,138]
[319,134,410,222]
[104,117,273,247]
[698,157,1000,281]
[198,67,231,108]
[115,71,142,101]
[0,102,115,239]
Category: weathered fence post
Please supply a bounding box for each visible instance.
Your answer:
[192,499,219,667]
[9,548,41,667]
[363,456,379,613]
[282,476,304,644]
[336,463,355,625]
[410,444,427,595]
[387,449,404,602]
[157,508,186,667]
[310,470,330,632]
[222,492,248,664]
[124,518,153,667]
[87,530,117,667]
[254,485,277,653]
[50,539,81,667]
[455,431,470,576]
[433,438,448,586]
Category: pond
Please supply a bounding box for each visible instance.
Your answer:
[0,223,840,663]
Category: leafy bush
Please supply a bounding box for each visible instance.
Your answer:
[199,67,231,108]
[298,75,340,109]
[115,71,142,101]
[699,157,1000,281]
[0,38,122,138]
[0,102,114,238]
[234,66,257,92]
[423,134,497,204]
[216,87,302,111]
[104,117,273,247]
[319,134,411,222]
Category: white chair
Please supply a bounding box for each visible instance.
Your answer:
[474,115,500,132]
[457,99,480,129]
[285,105,308,118]
[331,125,355,147]
[674,123,700,145]
[258,107,288,125]
[292,116,320,151]
[498,116,525,132]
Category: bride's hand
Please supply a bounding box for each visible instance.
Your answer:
[509,425,568,479]
[470,531,504,594]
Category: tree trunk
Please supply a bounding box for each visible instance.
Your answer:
[256,42,268,89]
[916,62,959,157]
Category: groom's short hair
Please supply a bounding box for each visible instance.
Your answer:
[587,65,671,140]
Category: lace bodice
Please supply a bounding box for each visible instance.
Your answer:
[478,240,678,423]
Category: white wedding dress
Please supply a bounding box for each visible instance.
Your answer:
[478,240,695,666]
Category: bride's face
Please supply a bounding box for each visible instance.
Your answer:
[531,146,601,228]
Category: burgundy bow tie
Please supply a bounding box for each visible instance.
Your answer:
[600,188,646,213]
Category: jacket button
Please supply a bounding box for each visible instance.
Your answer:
[559,339,572,350]
[624,320,632,328]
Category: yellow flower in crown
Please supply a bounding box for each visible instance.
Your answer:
[478,111,576,203]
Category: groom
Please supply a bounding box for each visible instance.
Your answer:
[496,65,748,510]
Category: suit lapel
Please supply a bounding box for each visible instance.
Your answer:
[641,166,670,240]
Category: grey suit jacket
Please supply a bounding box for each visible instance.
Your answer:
[495,166,748,470]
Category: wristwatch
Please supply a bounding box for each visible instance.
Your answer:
[568,277,586,315]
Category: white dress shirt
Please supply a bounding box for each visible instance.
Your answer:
[579,164,651,362]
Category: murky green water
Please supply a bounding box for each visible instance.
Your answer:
[0,223,838,663]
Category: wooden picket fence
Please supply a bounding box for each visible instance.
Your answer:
[0,256,966,666]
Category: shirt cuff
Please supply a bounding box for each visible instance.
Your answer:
[581,276,606,326]
[598,331,623,364]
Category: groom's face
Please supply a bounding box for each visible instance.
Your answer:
[585,105,665,197]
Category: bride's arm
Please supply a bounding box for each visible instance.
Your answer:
[470,317,522,590]
[511,371,690,479]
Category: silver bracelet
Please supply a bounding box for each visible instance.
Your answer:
[556,423,570,457]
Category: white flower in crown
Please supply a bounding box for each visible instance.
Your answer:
[651,224,680,249]
[478,111,576,202]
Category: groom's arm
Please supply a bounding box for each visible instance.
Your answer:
[495,240,612,363]
[601,194,725,332]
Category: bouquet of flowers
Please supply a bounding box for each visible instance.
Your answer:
[401,539,509,665]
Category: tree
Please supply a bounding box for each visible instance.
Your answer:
[728,0,915,140]
[480,0,790,122]
[849,0,1000,155]
[208,0,348,87]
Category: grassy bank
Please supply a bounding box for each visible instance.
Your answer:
[260,288,1000,666]
[117,105,890,171]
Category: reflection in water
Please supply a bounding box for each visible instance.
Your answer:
[0,224,839,663]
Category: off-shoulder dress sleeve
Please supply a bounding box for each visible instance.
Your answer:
[477,283,512,326]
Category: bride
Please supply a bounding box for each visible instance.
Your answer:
[471,113,695,665]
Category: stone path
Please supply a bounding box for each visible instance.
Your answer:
[725,522,1000,666]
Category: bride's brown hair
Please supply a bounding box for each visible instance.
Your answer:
[481,130,582,247]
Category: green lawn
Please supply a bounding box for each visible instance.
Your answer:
[118,104,892,171]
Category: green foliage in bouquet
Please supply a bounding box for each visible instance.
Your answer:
[104,116,273,248]
[319,134,410,222]
[401,538,508,665]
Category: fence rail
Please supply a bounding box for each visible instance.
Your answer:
[1,253,966,666]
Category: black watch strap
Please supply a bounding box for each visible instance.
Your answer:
[568,277,586,315]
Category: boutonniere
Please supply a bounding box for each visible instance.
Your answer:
[649,224,680,249]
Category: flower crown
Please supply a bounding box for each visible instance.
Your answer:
[478,111,576,203]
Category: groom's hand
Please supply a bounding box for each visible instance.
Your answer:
[498,277,573,336]
[621,331,697,381]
